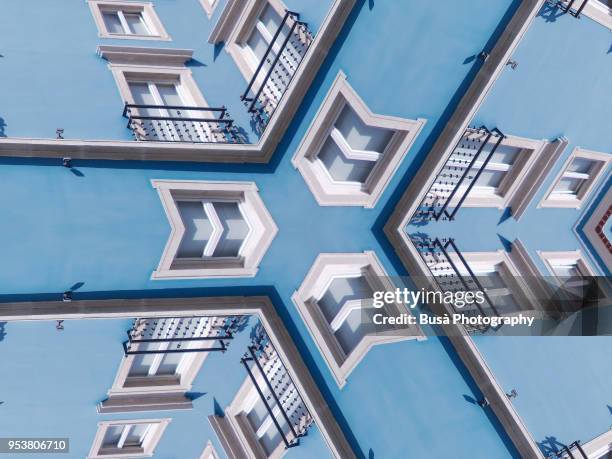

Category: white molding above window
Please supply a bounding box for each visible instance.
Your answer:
[563,0,612,30]
[97,45,193,66]
[152,180,278,279]
[199,440,221,459]
[580,428,612,458]
[292,71,426,208]
[292,251,425,388]
[538,250,597,277]
[89,1,171,41]
[539,147,610,209]
[200,0,220,19]
[88,419,170,458]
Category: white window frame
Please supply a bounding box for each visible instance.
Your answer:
[219,0,290,83]
[540,148,610,209]
[200,0,220,19]
[292,71,426,208]
[561,0,612,30]
[199,440,221,459]
[292,251,425,388]
[538,250,597,279]
[218,375,292,459]
[88,419,170,458]
[152,180,278,279]
[89,1,171,41]
[442,134,550,209]
[440,250,542,316]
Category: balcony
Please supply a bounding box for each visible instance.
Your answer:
[123,103,246,144]
[240,10,314,134]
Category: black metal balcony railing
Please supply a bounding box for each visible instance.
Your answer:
[551,0,590,17]
[412,236,500,333]
[549,440,588,459]
[123,103,245,144]
[240,324,313,449]
[241,10,313,134]
[411,126,505,224]
[123,316,246,356]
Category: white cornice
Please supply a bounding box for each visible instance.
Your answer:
[97,45,194,66]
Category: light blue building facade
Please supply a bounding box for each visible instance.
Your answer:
[0,1,610,458]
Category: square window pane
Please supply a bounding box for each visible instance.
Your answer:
[102,425,124,448]
[567,157,595,174]
[124,12,150,35]
[102,11,124,34]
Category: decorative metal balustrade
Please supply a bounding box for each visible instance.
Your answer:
[411,126,505,224]
[123,104,245,143]
[241,11,314,134]
[550,0,590,17]
[240,324,313,449]
[123,316,247,356]
[412,235,501,333]
[549,440,588,459]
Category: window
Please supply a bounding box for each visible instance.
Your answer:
[97,46,235,144]
[292,71,425,207]
[541,148,610,208]
[88,419,170,458]
[438,130,551,210]
[89,1,170,40]
[539,251,597,297]
[152,180,277,279]
[292,252,424,388]
[565,0,612,29]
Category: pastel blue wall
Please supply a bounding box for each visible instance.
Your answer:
[6,1,609,459]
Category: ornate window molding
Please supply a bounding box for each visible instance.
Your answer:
[580,184,612,272]
[199,441,221,459]
[292,251,425,388]
[540,147,610,209]
[98,316,243,413]
[538,250,597,278]
[89,1,171,41]
[199,0,220,19]
[292,71,425,208]
[152,180,277,279]
[88,419,170,458]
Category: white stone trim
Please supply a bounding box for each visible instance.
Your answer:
[215,0,288,81]
[538,250,598,277]
[0,0,354,163]
[292,251,425,388]
[292,71,426,208]
[581,428,612,458]
[199,440,221,459]
[580,184,612,272]
[0,297,355,459]
[98,45,193,66]
[152,180,277,279]
[563,0,612,30]
[105,349,208,396]
[89,1,171,41]
[87,418,170,458]
[199,0,220,19]
[539,147,611,209]
[106,63,207,111]
[219,375,289,459]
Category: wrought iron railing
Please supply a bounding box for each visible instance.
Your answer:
[412,235,501,333]
[123,103,245,143]
[549,440,588,459]
[240,10,313,134]
[550,0,590,17]
[123,316,246,356]
[411,126,505,224]
[240,324,313,449]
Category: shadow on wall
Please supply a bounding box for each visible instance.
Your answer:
[0,118,6,137]
[0,322,6,342]
[537,435,572,457]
